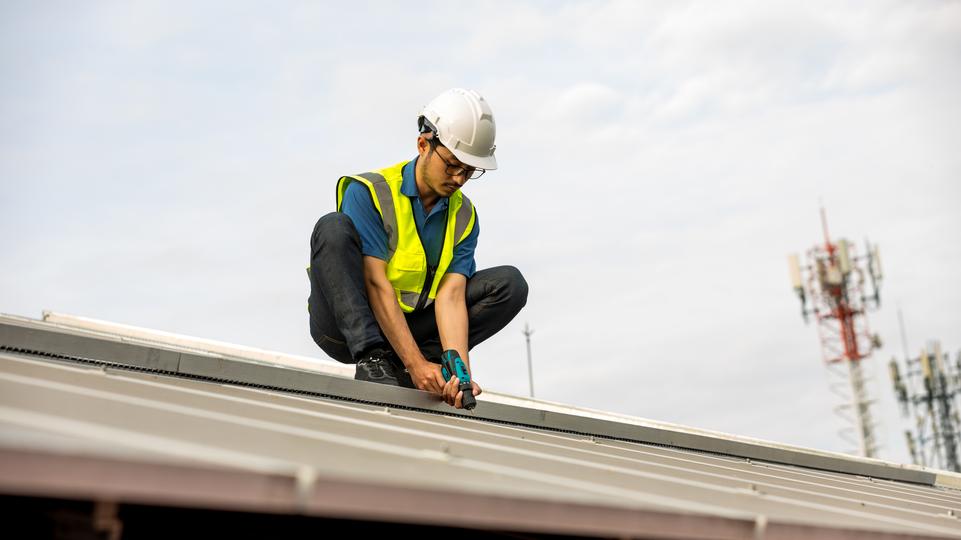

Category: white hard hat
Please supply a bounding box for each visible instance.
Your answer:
[418,88,497,170]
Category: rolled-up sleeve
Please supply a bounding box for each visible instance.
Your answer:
[340,182,388,261]
[446,211,479,278]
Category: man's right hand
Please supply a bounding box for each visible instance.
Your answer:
[408,360,446,395]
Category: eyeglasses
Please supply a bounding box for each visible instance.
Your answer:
[430,140,487,180]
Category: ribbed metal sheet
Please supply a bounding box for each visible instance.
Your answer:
[2,317,961,538]
[0,315,943,485]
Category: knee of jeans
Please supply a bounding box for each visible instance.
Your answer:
[310,325,353,364]
[312,212,359,248]
[502,265,529,309]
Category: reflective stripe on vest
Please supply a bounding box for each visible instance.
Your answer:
[336,160,476,313]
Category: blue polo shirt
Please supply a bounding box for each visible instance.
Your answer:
[340,157,478,278]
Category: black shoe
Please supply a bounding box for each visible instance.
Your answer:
[355,349,401,386]
[389,355,416,389]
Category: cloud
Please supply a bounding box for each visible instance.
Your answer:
[545,82,623,124]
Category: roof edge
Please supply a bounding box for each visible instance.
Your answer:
[0,447,950,540]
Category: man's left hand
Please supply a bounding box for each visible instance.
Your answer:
[442,378,483,409]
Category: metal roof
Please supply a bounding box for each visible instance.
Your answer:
[2,313,961,538]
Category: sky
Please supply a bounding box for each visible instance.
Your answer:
[2,0,960,465]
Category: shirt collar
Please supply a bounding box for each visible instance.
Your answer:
[401,157,419,197]
[401,156,449,212]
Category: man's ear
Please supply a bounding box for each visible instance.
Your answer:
[416,135,430,155]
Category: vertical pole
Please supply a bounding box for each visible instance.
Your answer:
[523,323,535,398]
[938,370,960,472]
[848,359,876,458]
[922,347,943,469]
[897,308,910,361]
[820,205,832,248]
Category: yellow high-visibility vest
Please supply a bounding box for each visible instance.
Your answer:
[336,160,477,312]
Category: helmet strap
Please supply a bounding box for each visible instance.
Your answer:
[418,116,438,138]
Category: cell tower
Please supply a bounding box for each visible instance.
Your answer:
[788,208,883,458]
[890,338,961,472]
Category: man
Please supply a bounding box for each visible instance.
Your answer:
[307,88,528,409]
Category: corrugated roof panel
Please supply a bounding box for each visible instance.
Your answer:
[2,314,961,538]
[0,315,941,483]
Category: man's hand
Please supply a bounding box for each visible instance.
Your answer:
[442,378,483,409]
[408,360,446,395]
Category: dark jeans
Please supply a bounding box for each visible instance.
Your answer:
[308,212,528,364]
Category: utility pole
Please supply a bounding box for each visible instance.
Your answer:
[523,323,535,398]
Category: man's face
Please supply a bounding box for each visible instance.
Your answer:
[417,136,473,198]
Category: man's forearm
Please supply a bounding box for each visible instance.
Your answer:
[366,280,426,368]
[435,279,470,372]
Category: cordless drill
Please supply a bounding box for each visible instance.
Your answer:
[440,349,476,410]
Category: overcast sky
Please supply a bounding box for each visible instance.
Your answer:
[2,1,960,465]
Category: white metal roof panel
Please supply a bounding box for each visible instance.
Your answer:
[2,314,961,538]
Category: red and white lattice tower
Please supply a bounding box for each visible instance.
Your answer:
[788,208,883,458]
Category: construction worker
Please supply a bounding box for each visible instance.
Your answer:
[307,88,528,409]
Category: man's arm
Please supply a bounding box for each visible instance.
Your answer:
[435,273,469,366]
[362,255,446,395]
[435,272,482,408]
